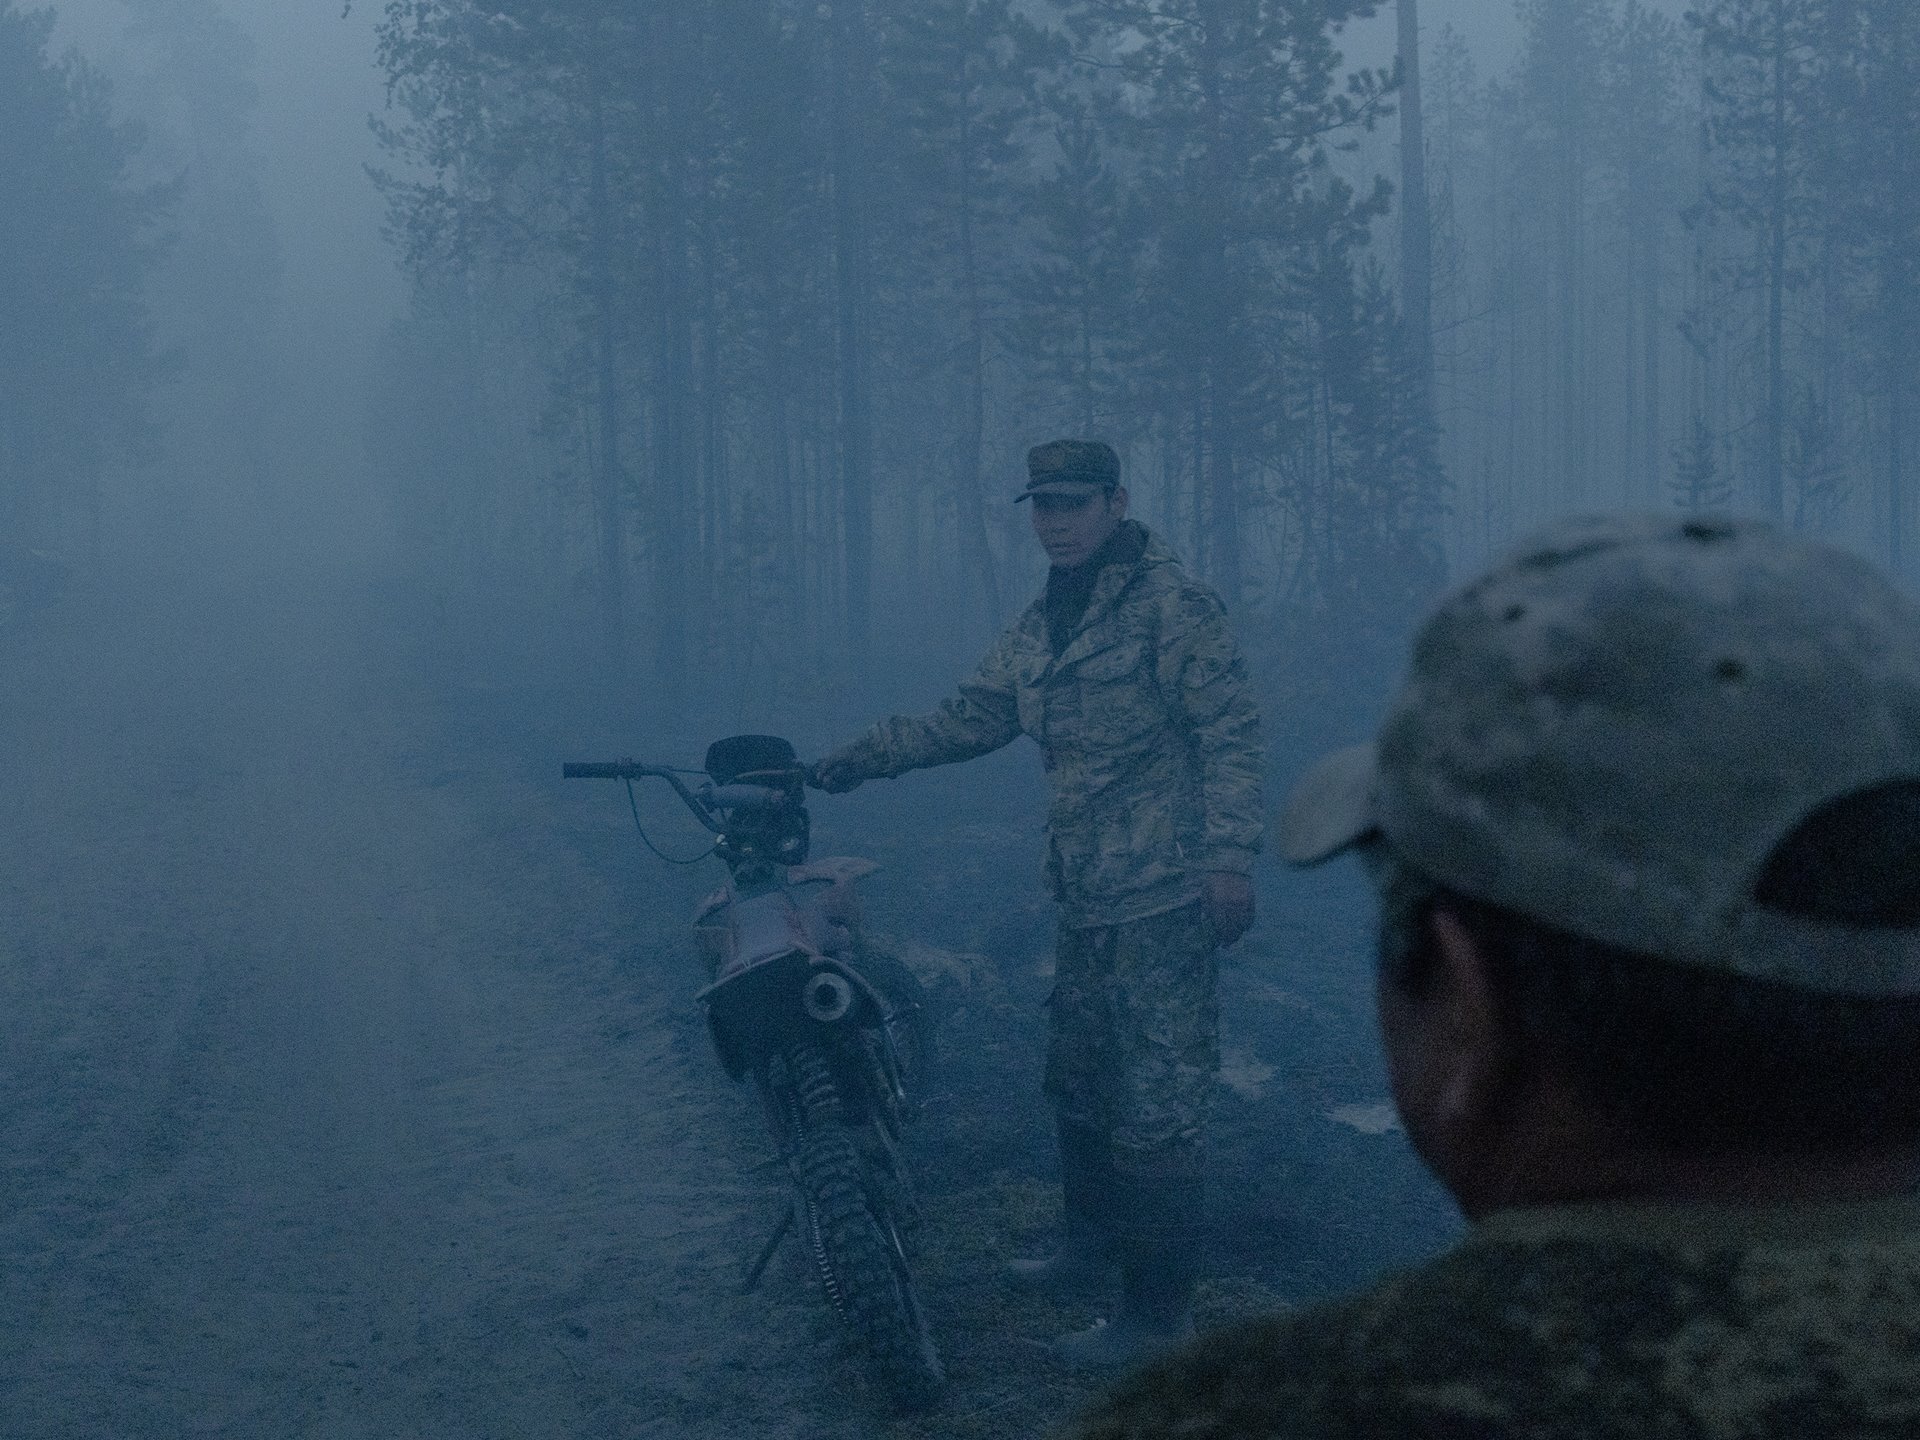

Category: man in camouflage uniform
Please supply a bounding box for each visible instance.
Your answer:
[1069,513,1920,1437]
[810,439,1264,1369]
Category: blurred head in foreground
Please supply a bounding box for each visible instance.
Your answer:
[1281,512,1920,1217]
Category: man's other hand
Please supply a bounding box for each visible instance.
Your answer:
[1204,871,1255,947]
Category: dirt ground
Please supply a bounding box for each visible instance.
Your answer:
[0,557,1455,1439]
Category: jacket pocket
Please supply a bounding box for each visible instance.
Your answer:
[1065,639,1161,748]
[1069,636,1150,685]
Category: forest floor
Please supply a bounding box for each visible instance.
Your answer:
[0,554,1456,1439]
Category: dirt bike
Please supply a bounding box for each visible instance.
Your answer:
[562,735,944,1410]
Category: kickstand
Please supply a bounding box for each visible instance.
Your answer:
[742,1203,796,1294]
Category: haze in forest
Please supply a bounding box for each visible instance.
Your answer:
[25,0,1686,623]
[7,1,1920,1434]
[11,0,1915,906]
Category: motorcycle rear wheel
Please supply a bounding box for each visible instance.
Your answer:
[789,1052,943,1411]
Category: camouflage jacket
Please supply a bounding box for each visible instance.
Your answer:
[820,523,1263,927]
[1067,1193,1920,1439]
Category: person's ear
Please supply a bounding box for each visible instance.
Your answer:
[1425,906,1514,1133]
[1110,486,1129,518]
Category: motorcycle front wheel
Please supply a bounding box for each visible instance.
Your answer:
[788,1051,944,1411]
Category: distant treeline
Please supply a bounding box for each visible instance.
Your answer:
[1423,0,1920,579]
[0,3,163,556]
[8,0,1918,710]
[364,0,1445,705]
[1,0,280,568]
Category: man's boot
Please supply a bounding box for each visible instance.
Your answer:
[1006,1119,1116,1292]
[1053,1163,1203,1371]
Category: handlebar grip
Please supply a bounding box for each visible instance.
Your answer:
[563,762,630,779]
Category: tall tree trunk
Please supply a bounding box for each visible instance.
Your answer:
[1190,391,1208,570]
[585,73,628,678]
[1765,0,1789,519]
[651,11,694,695]
[1209,380,1242,606]
[1623,185,1643,505]
[1196,0,1241,605]
[768,305,801,635]
[1504,202,1521,532]
[1890,268,1911,573]
[828,0,875,663]
[955,99,1004,632]
[1892,394,1906,574]
[1643,223,1664,507]
[1625,143,1665,507]
[1397,0,1435,404]
[1078,294,1097,435]
[698,201,727,624]
[1564,137,1591,506]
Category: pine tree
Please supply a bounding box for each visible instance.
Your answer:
[1058,0,1394,607]
[1687,0,1837,520]
[113,0,281,518]
[1785,383,1846,534]
[1513,0,1613,507]
[1671,413,1734,510]
[1423,23,1495,550]
[0,2,171,557]
[1396,0,1434,409]
[1831,0,1920,569]
[1603,1,1687,506]
[1004,96,1144,441]
[875,0,1054,634]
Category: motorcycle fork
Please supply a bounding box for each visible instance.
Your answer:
[741,1037,847,1293]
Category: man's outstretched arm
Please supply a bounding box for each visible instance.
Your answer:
[810,630,1024,793]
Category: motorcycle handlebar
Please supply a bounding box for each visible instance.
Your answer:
[562,759,725,830]
[562,759,807,837]
[562,761,644,780]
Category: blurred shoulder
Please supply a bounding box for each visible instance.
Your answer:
[1064,1238,1609,1440]
[1072,1209,1920,1440]
[1063,1301,1360,1440]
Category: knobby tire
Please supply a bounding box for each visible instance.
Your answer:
[787,1045,943,1411]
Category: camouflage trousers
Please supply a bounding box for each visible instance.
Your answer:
[1043,901,1219,1180]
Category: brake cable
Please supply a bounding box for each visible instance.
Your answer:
[624,776,718,866]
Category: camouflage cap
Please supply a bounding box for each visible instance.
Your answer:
[1016,439,1121,501]
[1281,513,1920,996]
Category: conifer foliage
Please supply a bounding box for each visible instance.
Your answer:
[0,3,171,556]
[366,0,1447,700]
[1429,0,1920,572]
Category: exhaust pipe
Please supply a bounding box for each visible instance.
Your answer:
[802,970,855,1024]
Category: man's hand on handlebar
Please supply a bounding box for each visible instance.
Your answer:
[807,755,866,795]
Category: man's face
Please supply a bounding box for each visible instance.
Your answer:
[1029,484,1127,569]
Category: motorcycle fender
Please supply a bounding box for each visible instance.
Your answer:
[787,856,880,886]
[694,945,812,1005]
[704,890,822,987]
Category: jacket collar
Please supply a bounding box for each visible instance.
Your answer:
[1040,522,1172,669]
